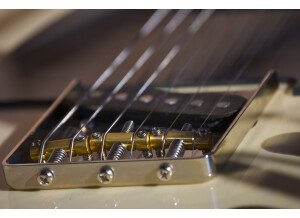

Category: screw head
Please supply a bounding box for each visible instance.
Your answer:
[139,95,153,103]
[37,168,54,186]
[151,127,161,136]
[91,132,101,139]
[143,150,153,158]
[157,163,173,181]
[98,166,114,184]
[137,130,147,138]
[216,101,230,108]
[198,128,208,137]
[115,92,128,101]
[76,133,86,142]
[164,97,178,105]
[31,139,41,147]
[190,99,204,107]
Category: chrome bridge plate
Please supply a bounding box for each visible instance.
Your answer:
[2,71,278,189]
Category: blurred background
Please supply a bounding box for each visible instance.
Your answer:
[0,9,300,104]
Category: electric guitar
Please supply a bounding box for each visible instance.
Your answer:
[0,9,299,208]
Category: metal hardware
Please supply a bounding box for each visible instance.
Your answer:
[2,72,279,190]
[83,154,93,161]
[181,123,193,132]
[37,168,54,186]
[143,150,153,158]
[166,123,192,158]
[151,127,161,136]
[31,139,41,148]
[80,119,95,133]
[76,133,86,142]
[47,149,68,163]
[166,139,185,158]
[91,132,101,139]
[107,121,134,160]
[156,150,163,157]
[98,166,114,184]
[121,120,134,133]
[198,128,208,137]
[190,99,204,107]
[114,92,128,101]
[157,163,173,181]
[139,95,153,103]
[137,130,147,138]
[164,97,178,105]
[216,101,231,108]
[107,143,127,160]
[30,130,213,162]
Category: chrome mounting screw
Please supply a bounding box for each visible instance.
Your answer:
[157,163,173,181]
[98,166,114,184]
[37,168,54,186]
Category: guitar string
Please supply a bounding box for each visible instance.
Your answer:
[192,12,290,157]
[129,11,227,159]
[99,10,215,160]
[68,10,193,161]
[38,9,171,163]
[160,14,254,156]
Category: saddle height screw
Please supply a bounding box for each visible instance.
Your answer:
[31,139,41,147]
[157,163,173,181]
[47,149,68,163]
[107,120,134,160]
[91,132,101,139]
[165,123,192,158]
[143,150,153,158]
[151,127,161,136]
[37,168,54,186]
[76,133,86,142]
[98,166,114,184]
[137,130,147,138]
[121,120,134,133]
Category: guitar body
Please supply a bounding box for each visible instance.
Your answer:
[0,10,299,208]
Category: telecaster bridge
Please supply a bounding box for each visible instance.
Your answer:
[2,71,278,189]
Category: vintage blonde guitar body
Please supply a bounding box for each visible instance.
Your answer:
[0,10,299,209]
[0,83,299,208]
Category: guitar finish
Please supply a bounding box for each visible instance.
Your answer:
[0,9,299,208]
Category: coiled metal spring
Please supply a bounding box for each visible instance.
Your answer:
[166,139,185,158]
[107,142,127,160]
[47,149,68,163]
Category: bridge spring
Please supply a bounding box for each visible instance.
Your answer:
[166,139,185,158]
[106,120,134,160]
[165,123,191,158]
[47,149,68,163]
[107,142,127,160]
